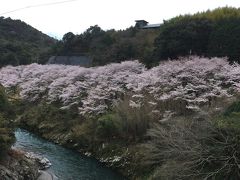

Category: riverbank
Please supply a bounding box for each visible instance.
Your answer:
[3,57,240,179]
[0,149,39,180]
[17,110,148,179]
[14,100,149,179]
[0,147,58,180]
[14,128,124,180]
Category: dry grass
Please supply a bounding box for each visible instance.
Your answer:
[143,106,240,179]
[112,94,160,141]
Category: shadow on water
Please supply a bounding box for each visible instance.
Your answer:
[14,129,125,180]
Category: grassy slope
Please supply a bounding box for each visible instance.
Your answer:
[16,101,150,179]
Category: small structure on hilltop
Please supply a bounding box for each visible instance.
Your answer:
[135,20,161,29]
[47,56,92,67]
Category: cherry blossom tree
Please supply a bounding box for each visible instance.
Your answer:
[0,57,239,116]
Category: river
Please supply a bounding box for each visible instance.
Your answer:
[14,129,125,180]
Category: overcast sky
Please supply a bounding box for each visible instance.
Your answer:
[1,0,240,39]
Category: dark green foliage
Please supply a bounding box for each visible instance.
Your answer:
[20,102,80,137]
[51,25,160,66]
[223,101,240,116]
[153,7,240,63]
[218,100,240,131]
[0,85,9,112]
[96,113,120,139]
[0,17,56,67]
[154,17,213,59]
[0,85,15,154]
[47,7,240,65]
[0,114,15,154]
[208,17,240,61]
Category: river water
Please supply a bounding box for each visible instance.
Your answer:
[14,129,125,180]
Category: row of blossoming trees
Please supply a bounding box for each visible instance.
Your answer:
[0,56,240,116]
[1,56,240,178]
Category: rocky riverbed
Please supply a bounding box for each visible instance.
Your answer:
[0,148,55,180]
[0,149,39,180]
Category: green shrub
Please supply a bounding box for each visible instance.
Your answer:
[0,114,15,154]
[0,85,15,154]
[70,119,97,149]
[96,113,120,139]
[20,102,80,129]
[223,101,240,116]
[218,100,240,131]
[0,85,9,112]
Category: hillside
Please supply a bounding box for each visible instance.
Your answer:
[52,25,160,67]
[2,7,240,179]
[1,57,240,178]
[49,7,240,67]
[0,17,56,67]
[2,7,240,68]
